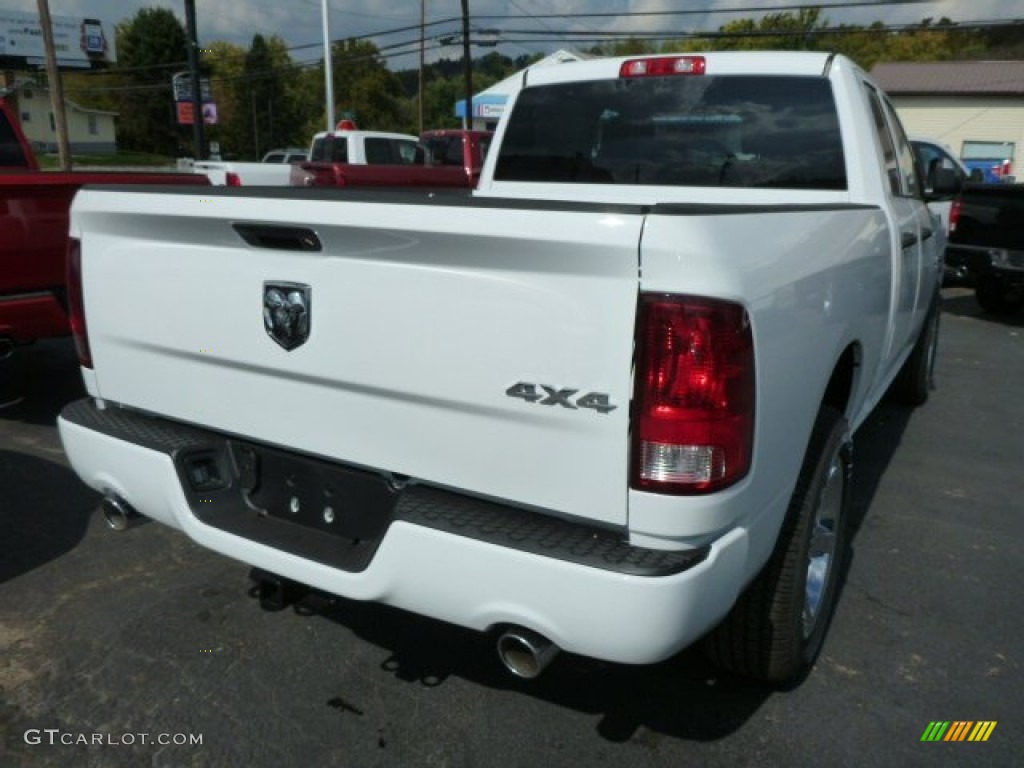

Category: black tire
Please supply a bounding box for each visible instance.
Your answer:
[975,274,1024,315]
[704,406,851,686]
[891,293,940,406]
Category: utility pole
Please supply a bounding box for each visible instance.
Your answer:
[184,0,205,160]
[322,0,334,130]
[418,0,425,134]
[461,0,472,130]
[36,0,71,170]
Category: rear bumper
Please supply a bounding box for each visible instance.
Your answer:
[58,398,750,665]
[946,244,1024,282]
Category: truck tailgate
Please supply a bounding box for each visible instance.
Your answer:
[72,188,642,526]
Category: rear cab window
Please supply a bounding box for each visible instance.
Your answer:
[365,138,418,165]
[495,75,846,189]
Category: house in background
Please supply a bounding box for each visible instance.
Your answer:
[0,74,118,155]
[871,60,1024,182]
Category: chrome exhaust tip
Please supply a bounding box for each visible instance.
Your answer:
[496,627,559,679]
[101,495,146,532]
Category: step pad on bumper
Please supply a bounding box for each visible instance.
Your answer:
[61,398,709,577]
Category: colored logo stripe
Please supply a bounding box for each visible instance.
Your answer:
[921,722,949,742]
[945,722,973,741]
[969,722,997,742]
[921,721,996,742]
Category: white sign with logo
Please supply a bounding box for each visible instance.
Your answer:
[476,103,505,119]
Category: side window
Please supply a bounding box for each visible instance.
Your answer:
[365,138,415,165]
[882,99,921,198]
[330,137,348,163]
[395,140,418,164]
[864,84,901,196]
[913,141,966,189]
[310,136,326,162]
[445,138,463,165]
[424,139,446,165]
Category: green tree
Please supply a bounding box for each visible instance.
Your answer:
[113,8,189,156]
[200,41,247,159]
[328,39,404,131]
[589,37,657,57]
[242,35,288,158]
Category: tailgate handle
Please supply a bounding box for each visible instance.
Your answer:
[233,224,322,252]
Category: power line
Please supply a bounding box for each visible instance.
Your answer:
[472,0,950,22]
[490,17,1019,41]
[59,14,1021,97]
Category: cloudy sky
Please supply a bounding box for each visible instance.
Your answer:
[5,0,1022,69]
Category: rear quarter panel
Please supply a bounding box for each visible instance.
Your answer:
[630,205,890,569]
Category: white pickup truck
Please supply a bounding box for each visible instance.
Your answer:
[58,52,948,686]
[193,131,418,186]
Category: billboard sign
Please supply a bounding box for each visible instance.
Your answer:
[0,11,116,69]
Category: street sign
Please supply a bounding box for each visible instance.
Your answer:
[172,72,212,103]
[176,102,218,125]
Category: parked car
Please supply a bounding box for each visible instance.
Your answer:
[294,129,492,189]
[261,148,308,164]
[306,129,419,165]
[947,182,1024,313]
[911,136,970,235]
[0,97,206,358]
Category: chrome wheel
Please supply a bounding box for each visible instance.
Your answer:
[802,452,845,639]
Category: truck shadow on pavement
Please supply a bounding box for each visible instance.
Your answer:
[940,288,1024,327]
[259,399,915,745]
[0,338,97,583]
[0,449,99,584]
[0,338,86,426]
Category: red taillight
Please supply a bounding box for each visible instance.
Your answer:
[949,198,962,233]
[66,237,93,369]
[631,295,754,494]
[620,56,706,78]
[225,172,242,187]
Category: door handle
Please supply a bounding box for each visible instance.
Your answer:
[901,231,918,249]
[233,224,322,252]
[921,227,934,242]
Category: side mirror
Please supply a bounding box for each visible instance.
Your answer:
[927,167,962,200]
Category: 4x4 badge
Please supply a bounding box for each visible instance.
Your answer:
[263,282,311,351]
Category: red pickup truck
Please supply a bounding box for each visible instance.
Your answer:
[293,129,493,189]
[0,98,206,359]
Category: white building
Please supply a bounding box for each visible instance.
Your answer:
[872,60,1024,180]
[1,75,118,154]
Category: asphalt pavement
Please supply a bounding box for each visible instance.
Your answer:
[0,287,1021,768]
